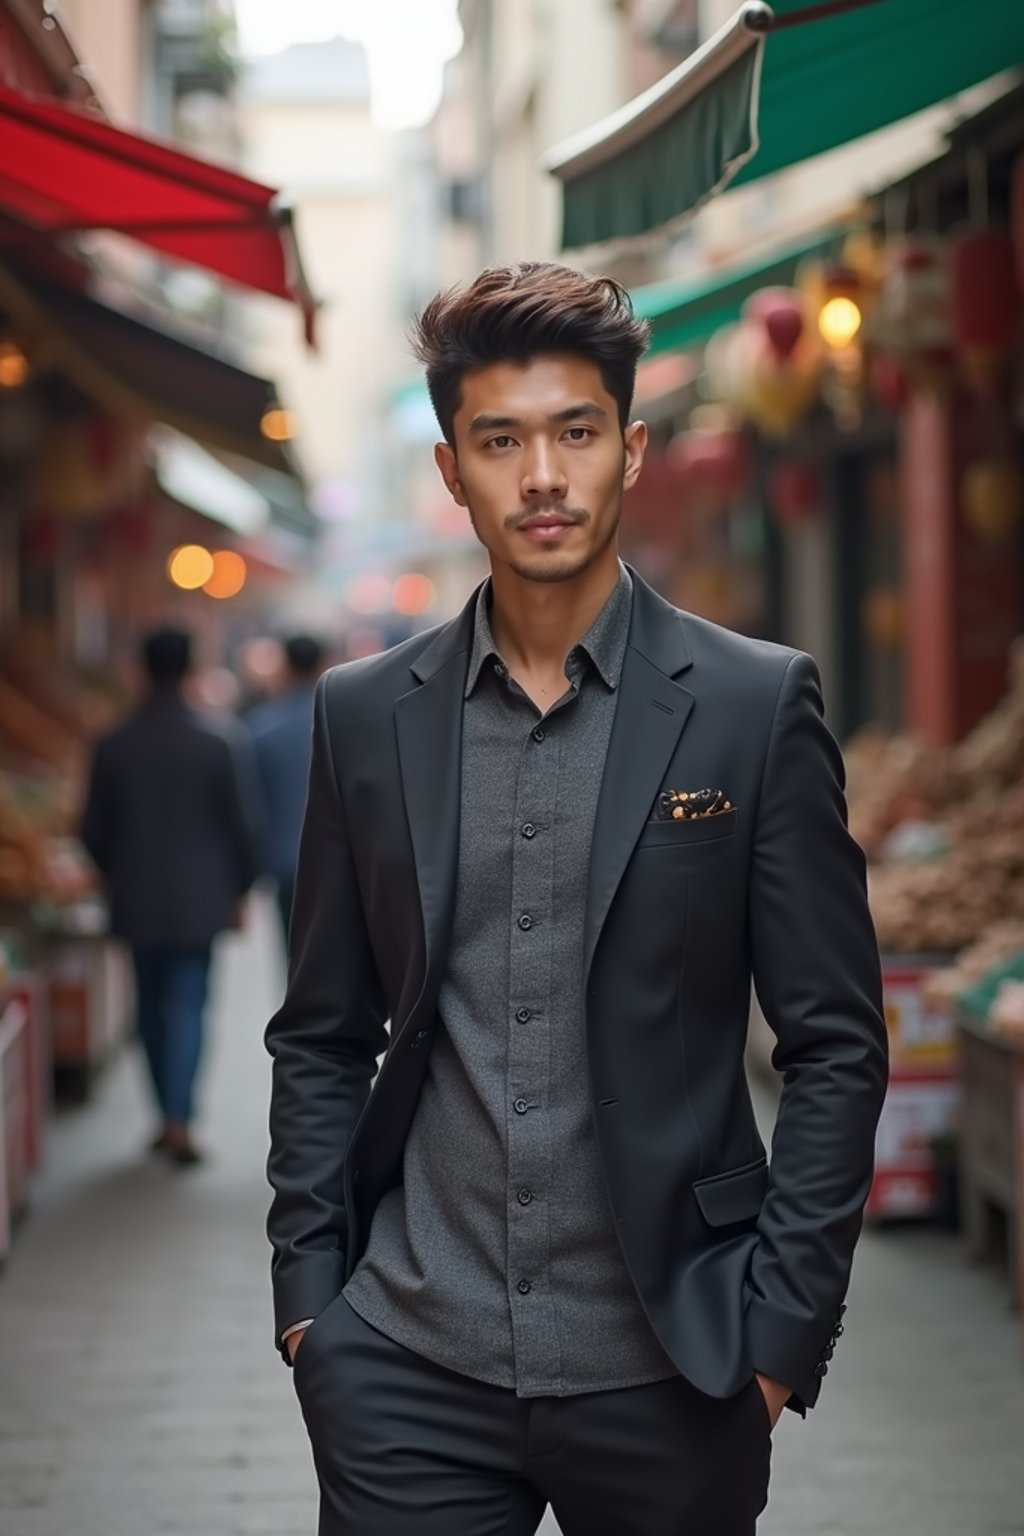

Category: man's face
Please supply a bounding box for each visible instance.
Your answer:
[435,354,647,584]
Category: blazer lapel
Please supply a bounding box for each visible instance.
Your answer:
[583,575,695,982]
[393,601,475,1038]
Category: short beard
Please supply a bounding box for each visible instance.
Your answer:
[467,500,622,585]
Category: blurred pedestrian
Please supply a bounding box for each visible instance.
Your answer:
[266,264,888,1535]
[247,634,327,941]
[81,625,262,1167]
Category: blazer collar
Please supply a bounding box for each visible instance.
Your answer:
[407,563,692,688]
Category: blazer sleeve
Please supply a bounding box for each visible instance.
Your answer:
[746,652,888,1412]
[265,673,389,1359]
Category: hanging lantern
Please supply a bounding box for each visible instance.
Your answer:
[951,230,1020,396]
[817,265,865,351]
[744,287,805,361]
[769,460,822,529]
[962,458,1023,544]
[862,586,905,649]
[878,238,953,387]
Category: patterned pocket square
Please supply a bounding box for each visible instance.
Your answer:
[652,787,733,822]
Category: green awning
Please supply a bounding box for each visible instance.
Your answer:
[547,0,1024,249]
[633,228,840,357]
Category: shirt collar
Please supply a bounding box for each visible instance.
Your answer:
[464,561,633,699]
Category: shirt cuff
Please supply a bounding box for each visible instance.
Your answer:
[281,1318,315,1342]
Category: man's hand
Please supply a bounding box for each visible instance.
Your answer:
[286,1327,308,1364]
[754,1372,791,1430]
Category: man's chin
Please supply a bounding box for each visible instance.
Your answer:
[506,551,593,585]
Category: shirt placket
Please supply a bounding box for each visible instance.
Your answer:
[505,700,563,1393]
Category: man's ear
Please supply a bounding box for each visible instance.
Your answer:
[434,441,468,508]
[623,420,648,492]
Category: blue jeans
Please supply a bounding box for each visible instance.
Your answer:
[131,946,212,1125]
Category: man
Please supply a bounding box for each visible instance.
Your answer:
[82,625,261,1166]
[248,634,327,940]
[266,263,888,1535]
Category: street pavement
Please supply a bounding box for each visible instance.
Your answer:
[0,892,1022,1535]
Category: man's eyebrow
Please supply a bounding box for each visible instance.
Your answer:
[468,403,609,434]
[468,413,522,434]
[551,402,608,424]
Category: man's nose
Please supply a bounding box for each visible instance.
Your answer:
[521,443,568,500]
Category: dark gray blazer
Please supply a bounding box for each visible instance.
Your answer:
[265,570,888,1413]
[81,691,261,948]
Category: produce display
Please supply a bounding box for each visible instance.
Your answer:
[848,639,1024,953]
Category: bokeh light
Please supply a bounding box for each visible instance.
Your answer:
[818,296,862,349]
[260,406,297,442]
[203,550,248,600]
[392,572,436,615]
[167,544,215,590]
[0,340,30,389]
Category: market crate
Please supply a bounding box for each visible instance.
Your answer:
[955,1008,1024,1328]
[867,954,960,1221]
[44,935,130,1099]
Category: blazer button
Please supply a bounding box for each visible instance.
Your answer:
[814,1362,828,1378]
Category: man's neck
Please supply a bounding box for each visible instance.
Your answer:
[487,547,621,682]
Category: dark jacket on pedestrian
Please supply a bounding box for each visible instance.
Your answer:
[247,684,317,885]
[81,690,262,948]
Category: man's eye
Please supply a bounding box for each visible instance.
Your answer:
[486,436,515,450]
[565,427,593,442]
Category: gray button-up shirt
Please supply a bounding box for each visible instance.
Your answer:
[344,564,676,1396]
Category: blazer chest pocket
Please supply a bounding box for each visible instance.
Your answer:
[692,1155,768,1228]
[636,806,738,851]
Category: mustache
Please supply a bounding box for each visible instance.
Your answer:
[505,504,589,530]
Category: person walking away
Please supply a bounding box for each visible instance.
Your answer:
[266,263,889,1535]
[82,625,262,1166]
[248,634,326,941]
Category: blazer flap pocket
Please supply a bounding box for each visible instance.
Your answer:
[692,1156,769,1227]
[638,807,738,849]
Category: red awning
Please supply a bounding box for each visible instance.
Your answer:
[0,80,318,345]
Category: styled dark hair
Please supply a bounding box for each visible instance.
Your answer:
[284,633,326,679]
[412,261,650,445]
[141,625,192,684]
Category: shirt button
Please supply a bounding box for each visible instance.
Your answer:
[517,1279,531,1295]
[515,1007,532,1023]
[493,661,507,678]
[517,1187,532,1206]
[517,913,532,931]
[513,1097,529,1115]
[532,726,545,743]
[521,823,536,839]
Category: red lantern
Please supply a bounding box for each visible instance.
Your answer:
[744,287,805,361]
[769,461,821,529]
[951,229,1020,395]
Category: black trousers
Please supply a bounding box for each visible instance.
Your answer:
[293,1297,772,1536]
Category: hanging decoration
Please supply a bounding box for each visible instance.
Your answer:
[870,352,910,413]
[667,425,750,502]
[743,287,805,361]
[951,229,1019,397]
[862,585,905,650]
[876,237,953,390]
[705,321,819,441]
[961,458,1023,544]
